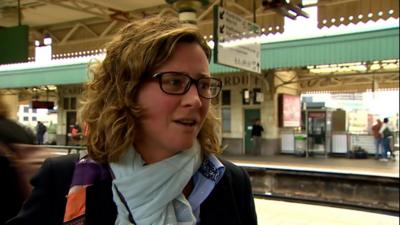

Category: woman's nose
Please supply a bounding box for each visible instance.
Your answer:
[181,84,202,107]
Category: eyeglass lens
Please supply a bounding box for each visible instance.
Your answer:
[158,72,221,98]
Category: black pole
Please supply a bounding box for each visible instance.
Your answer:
[17,0,21,26]
[253,0,256,23]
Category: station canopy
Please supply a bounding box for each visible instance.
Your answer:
[0,0,398,61]
[317,0,399,28]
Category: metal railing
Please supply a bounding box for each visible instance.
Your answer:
[40,145,86,154]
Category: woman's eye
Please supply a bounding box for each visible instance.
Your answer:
[199,80,211,89]
[165,79,183,86]
[161,76,187,92]
[199,83,210,90]
[170,79,182,86]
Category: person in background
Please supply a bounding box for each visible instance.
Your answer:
[251,119,264,156]
[70,123,83,146]
[371,119,383,159]
[35,121,47,145]
[0,97,35,224]
[379,117,393,161]
[0,101,35,146]
[7,16,257,225]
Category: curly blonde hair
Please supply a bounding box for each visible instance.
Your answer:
[79,16,221,163]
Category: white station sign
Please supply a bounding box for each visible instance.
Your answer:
[214,6,261,74]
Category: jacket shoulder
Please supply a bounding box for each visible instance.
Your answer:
[219,157,248,180]
[6,153,79,225]
[44,154,80,190]
[43,154,80,177]
[200,157,258,225]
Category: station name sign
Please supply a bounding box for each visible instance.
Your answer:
[213,6,261,74]
[221,73,262,87]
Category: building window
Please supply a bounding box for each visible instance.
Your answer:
[64,97,77,110]
[63,97,69,109]
[242,89,250,105]
[253,88,263,104]
[23,106,29,113]
[32,116,37,121]
[71,97,76,110]
[222,108,231,133]
[23,116,29,121]
[222,90,231,106]
[32,108,37,113]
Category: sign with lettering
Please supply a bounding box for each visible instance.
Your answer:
[221,74,262,87]
[213,6,261,74]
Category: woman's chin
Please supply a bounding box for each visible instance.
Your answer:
[169,140,195,152]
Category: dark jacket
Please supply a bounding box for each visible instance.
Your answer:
[0,118,35,225]
[7,154,257,225]
[0,118,35,145]
[0,154,26,225]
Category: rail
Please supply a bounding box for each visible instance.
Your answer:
[40,145,86,154]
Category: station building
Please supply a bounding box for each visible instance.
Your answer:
[1,27,398,156]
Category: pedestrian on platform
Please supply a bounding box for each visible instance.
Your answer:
[35,121,46,145]
[371,119,383,159]
[7,16,257,225]
[379,117,394,161]
[251,119,264,155]
[69,122,83,146]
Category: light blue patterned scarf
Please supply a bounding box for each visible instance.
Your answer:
[109,140,202,225]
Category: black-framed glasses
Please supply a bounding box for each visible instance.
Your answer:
[152,72,222,99]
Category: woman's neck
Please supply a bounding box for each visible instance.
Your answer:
[133,143,177,164]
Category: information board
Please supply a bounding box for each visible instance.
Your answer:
[0,25,29,64]
[278,94,301,127]
[213,6,261,73]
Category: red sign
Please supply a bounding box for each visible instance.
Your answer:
[279,94,301,127]
[308,112,326,119]
[32,101,54,109]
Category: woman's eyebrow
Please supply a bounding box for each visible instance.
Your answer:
[196,72,211,78]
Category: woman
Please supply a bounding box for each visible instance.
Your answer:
[7,16,257,225]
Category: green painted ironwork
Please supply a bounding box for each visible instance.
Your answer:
[0,63,88,88]
[1,27,398,88]
[260,27,399,69]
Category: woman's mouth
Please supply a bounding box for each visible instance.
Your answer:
[174,119,197,127]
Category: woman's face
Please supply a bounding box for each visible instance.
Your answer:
[135,42,210,163]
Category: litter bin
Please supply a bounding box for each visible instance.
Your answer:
[294,134,307,156]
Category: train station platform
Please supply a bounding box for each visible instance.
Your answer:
[255,198,399,225]
[238,152,400,225]
[221,154,399,178]
[221,153,400,215]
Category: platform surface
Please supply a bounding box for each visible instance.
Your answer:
[255,198,399,225]
[222,154,400,178]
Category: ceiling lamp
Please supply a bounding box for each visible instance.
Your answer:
[166,0,209,25]
[262,0,309,20]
